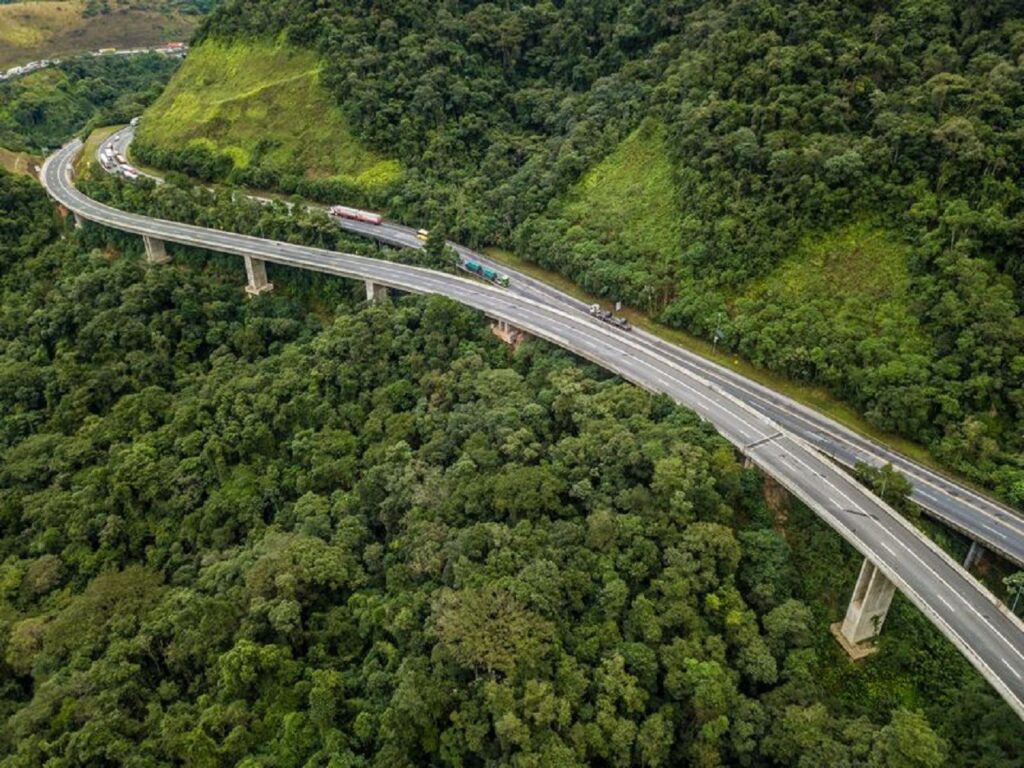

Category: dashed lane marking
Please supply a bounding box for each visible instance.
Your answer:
[1002,659,1023,680]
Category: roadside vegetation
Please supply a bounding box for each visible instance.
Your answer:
[550,118,684,309]
[3,166,1022,765]
[0,52,180,152]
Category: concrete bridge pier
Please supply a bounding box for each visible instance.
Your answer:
[831,558,896,659]
[365,280,389,302]
[964,540,986,570]
[73,212,84,230]
[244,255,273,296]
[143,235,170,264]
[491,319,525,346]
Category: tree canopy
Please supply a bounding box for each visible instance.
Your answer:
[141,0,1024,505]
[2,167,1022,765]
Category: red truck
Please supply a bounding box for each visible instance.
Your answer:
[328,205,383,225]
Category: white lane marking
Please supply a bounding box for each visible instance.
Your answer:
[938,596,954,611]
[1003,659,1023,680]
[982,523,1009,540]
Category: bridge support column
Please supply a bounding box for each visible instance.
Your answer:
[365,280,388,302]
[244,256,273,296]
[491,319,525,346]
[73,212,84,230]
[831,558,896,659]
[143,235,170,265]
[964,540,986,570]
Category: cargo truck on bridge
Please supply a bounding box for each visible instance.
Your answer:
[463,259,510,287]
[328,205,383,225]
[589,303,631,331]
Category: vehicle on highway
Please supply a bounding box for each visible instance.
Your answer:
[328,205,382,225]
[121,168,140,181]
[463,259,510,287]
[416,228,430,242]
[130,117,141,127]
[589,303,631,331]
[115,153,128,166]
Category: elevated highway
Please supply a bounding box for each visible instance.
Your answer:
[44,138,1024,718]
[102,126,1024,568]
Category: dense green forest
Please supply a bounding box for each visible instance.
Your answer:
[140,0,1024,506]
[3,167,1023,764]
[0,54,180,153]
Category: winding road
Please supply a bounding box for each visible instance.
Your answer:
[342,205,1024,568]
[102,125,1024,567]
[44,136,1024,719]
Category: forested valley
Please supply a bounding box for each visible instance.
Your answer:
[5,0,1024,764]
[138,0,1024,507]
[0,53,180,154]
[3,156,1024,764]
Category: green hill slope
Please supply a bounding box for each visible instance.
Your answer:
[135,40,399,193]
[527,118,684,306]
[727,222,933,428]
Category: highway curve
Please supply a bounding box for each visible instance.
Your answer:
[44,138,1024,719]
[103,125,1024,568]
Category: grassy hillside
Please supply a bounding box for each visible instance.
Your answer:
[128,1,1024,505]
[559,118,682,279]
[0,0,198,69]
[730,221,928,363]
[726,222,934,426]
[0,147,40,177]
[135,39,399,192]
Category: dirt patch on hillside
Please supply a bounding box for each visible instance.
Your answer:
[0,147,42,178]
[0,2,196,69]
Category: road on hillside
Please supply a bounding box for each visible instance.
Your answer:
[44,138,1024,719]
[310,159,1024,568]
[101,126,1024,570]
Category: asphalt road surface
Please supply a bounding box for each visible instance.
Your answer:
[46,138,1024,719]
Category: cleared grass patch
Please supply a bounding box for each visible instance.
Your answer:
[560,117,682,264]
[735,221,919,319]
[138,39,400,191]
[0,146,42,177]
[77,125,120,176]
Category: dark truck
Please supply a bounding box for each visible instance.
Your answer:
[589,303,631,331]
[464,259,511,287]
